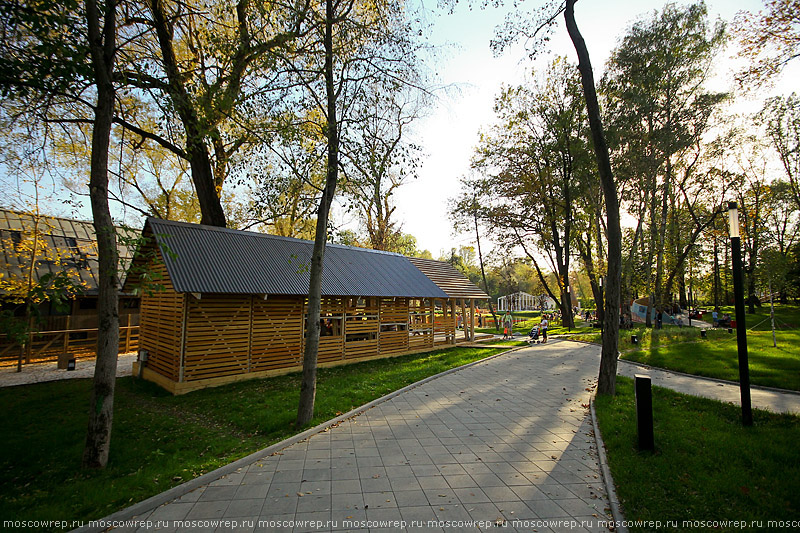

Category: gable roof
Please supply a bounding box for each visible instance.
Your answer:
[130,218,449,298]
[0,208,135,296]
[407,257,489,299]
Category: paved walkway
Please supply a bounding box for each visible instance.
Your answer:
[90,341,613,533]
[0,353,137,387]
[617,359,800,415]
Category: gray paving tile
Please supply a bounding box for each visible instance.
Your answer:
[224,498,265,518]
[126,342,620,533]
[331,491,364,511]
[185,500,229,519]
[235,483,271,500]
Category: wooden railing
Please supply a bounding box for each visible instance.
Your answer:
[0,314,139,367]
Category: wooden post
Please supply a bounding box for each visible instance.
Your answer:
[450,299,456,344]
[247,296,254,373]
[460,299,468,341]
[179,295,188,383]
[470,299,476,341]
[26,317,33,364]
[429,299,434,347]
[125,314,132,353]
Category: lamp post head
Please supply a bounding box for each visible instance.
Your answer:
[728,201,740,238]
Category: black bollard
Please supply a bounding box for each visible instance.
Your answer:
[635,374,654,451]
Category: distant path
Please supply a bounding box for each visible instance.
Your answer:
[0,353,137,388]
[616,358,800,415]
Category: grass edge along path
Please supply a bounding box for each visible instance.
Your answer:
[594,376,800,532]
[0,345,507,530]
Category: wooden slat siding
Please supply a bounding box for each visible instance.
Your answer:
[408,298,433,350]
[251,295,303,371]
[301,297,345,364]
[183,294,250,381]
[139,261,182,381]
[380,297,409,354]
[342,296,379,361]
[434,299,456,345]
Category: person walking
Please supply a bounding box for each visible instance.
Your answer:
[502,311,513,339]
[540,315,549,343]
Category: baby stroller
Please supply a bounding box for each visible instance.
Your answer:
[528,325,541,344]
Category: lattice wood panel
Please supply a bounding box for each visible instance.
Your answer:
[251,296,303,371]
[317,336,345,363]
[183,295,250,381]
[139,261,183,381]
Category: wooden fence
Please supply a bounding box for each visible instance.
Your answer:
[0,314,139,367]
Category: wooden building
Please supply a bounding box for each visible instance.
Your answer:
[125,218,488,394]
[0,208,139,366]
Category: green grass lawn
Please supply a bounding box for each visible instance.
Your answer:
[476,314,594,338]
[0,345,506,529]
[595,377,800,532]
[571,305,800,391]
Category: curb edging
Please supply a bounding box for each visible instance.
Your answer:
[73,345,520,533]
[590,397,628,533]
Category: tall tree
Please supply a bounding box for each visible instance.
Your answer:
[340,87,424,251]
[735,0,800,87]
[0,0,122,468]
[117,0,314,227]
[82,0,120,469]
[486,0,624,393]
[563,0,622,395]
[761,94,800,211]
[291,0,426,426]
[602,1,726,323]
[471,57,588,328]
[449,185,500,331]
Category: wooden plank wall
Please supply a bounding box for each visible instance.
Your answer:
[251,296,304,371]
[380,297,409,355]
[433,298,456,346]
[342,297,379,361]
[315,297,345,364]
[140,290,454,387]
[183,294,251,381]
[408,298,434,350]
[139,261,183,381]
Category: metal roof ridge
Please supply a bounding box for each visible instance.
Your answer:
[146,217,406,258]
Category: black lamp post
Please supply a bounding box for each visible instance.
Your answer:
[567,285,572,332]
[729,201,753,426]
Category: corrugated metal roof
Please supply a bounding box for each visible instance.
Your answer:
[407,257,490,299]
[142,218,449,298]
[0,208,135,296]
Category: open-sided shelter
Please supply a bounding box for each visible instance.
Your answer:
[125,218,488,394]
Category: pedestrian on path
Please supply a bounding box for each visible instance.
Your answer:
[502,310,513,339]
[540,315,549,343]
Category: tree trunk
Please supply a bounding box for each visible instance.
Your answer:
[713,235,720,308]
[147,0,227,227]
[565,0,622,396]
[474,203,499,331]
[82,0,120,469]
[297,0,338,428]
